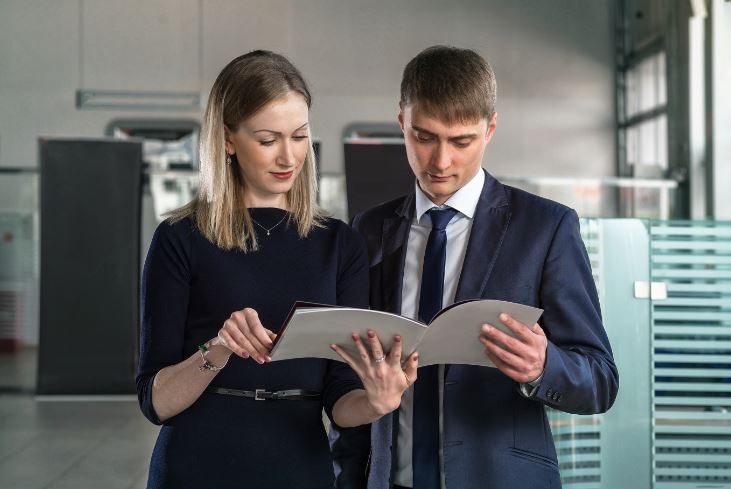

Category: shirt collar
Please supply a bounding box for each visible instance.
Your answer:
[414,168,485,223]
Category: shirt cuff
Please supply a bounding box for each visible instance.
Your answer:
[519,371,544,398]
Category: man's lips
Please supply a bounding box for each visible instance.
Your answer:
[427,173,451,182]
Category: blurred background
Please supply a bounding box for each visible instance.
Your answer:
[0,0,729,488]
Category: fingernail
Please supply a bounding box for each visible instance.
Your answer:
[257,356,265,364]
[500,313,508,321]
[413,354,419,361]
[241,352,249,358]
[265,356,272,362]
[367,330,375,338]
[482,324,492,333]
[330,344,337,350]
[394,335,401,342]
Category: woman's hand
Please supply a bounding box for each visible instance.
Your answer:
[331,330,418,416]
[216,308,278,364]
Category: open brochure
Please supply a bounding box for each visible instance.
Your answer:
[269,299,543,368]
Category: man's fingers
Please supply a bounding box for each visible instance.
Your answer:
[480,335,523,368]
[497,313,534,342]
[481,323,529,357]
[532,323,546,336]
[265,329,278,341]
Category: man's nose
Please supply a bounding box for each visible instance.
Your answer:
[431,143,451,170]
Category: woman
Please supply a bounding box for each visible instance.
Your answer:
[136,50,417,489]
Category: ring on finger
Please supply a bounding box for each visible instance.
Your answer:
[374,354,386,363]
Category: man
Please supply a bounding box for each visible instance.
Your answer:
[335,45,619,489]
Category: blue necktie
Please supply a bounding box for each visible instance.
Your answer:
[413,207,457,489]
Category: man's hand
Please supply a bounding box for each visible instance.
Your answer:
[479,313,547,383]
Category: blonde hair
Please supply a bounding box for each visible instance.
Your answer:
[168,50,325,252]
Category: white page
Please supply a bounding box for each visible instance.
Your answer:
[270,308,428,362]
[415,300,543,367]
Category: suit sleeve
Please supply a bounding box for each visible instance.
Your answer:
[327,222,371,489]
[533,209,619,414]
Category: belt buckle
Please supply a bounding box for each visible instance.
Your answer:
[254,389,266,401]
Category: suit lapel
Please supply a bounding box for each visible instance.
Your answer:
[380,194,414,315]
[454,171,511,302]
[447,172,511,380]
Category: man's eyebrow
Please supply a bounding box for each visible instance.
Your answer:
[253,122,309,135]
[411,124,478,140]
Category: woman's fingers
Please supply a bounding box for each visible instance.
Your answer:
[388,335,403,365]
[244,308,275,349]
[330,343,365,378]
[351,332,373,365]
[402,352,419,386]
[217,329,249,359]
[226,316,269,361]
[367,330,385,362]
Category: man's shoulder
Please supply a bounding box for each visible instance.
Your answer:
[351,194,411,232]
[502,183,573,222]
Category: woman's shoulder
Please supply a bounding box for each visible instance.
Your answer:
[315,216,366,252]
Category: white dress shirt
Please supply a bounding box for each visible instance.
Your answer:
[394,169,485,488]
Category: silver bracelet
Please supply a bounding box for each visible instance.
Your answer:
[197,343,229,372]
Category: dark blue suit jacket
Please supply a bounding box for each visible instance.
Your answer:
[335,171,619,489]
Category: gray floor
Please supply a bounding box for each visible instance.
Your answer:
[0,351,158,489]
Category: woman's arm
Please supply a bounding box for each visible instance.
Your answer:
[151,337,232,422]
[151,307,278,422]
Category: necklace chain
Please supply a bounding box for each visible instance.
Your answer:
[251,214,287,236]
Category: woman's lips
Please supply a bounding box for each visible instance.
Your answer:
[271,171,294,180]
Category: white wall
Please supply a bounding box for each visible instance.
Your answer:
[0,0,616,177]
[712,0,731,219]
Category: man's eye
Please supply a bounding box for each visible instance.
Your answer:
[416,133,432,142]
[453,141,471,148]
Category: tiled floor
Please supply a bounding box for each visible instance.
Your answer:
[0,352,158,489]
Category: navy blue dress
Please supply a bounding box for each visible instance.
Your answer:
[136,209,368,489]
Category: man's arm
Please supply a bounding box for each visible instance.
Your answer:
[481,208,619,414]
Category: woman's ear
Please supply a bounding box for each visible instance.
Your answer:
[223,125,235,155]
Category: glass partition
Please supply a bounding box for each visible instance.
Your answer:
[553,218,731,488]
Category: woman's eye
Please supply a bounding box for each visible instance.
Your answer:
[259,140,276,146]
[293,135,308,141]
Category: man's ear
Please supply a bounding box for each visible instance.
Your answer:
[485,112,498,144]
[397,106,405,133]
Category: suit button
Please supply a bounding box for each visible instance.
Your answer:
[546,388,553,396]
[557,395,563,403]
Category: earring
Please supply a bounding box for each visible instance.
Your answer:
[226,154,232,165]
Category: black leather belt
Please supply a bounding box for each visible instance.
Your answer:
[206,387,321,401]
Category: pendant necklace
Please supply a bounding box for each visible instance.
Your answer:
[251,214,287,236]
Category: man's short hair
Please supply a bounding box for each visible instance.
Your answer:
[400,45,497,124]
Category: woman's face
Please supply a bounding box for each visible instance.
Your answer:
[225,91,310,208]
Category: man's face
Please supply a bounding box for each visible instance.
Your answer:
[399,104,497,206]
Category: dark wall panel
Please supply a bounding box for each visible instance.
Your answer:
[344,142,414,220]
[38,139,142,395]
